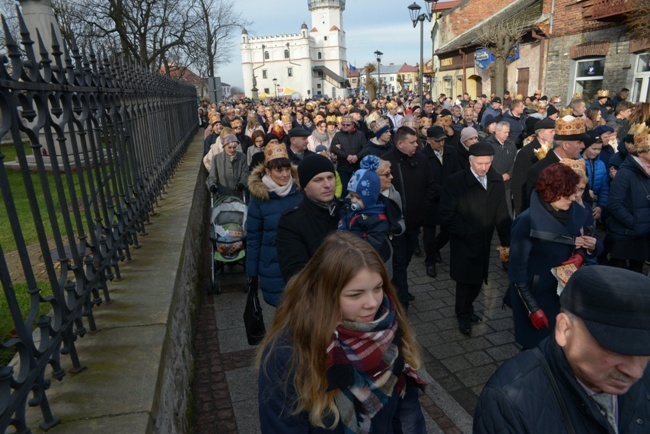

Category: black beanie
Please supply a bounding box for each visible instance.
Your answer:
[546,104,559,117]
[298,154,335,189]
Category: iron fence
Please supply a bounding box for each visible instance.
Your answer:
[0,10,197,433]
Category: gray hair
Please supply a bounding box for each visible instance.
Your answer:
[495,121,510,132]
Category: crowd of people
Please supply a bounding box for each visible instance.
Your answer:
[199,88,650,433]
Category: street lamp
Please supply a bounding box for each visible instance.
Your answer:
[408,0,438,105]
[374,50,383,99]
[273,78,278,99]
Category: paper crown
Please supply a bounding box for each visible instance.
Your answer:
[281,115,291,123]
[342,114,354,123]
[533,143,549,160]
[314,114,324,123]
[597,89,609,98]
[419,117,433,128]
[560,107,573,117]
[305,102,315,111]
[264,142,289,164]
[555,115,586,139]
[631,123,650,153]
[386,101,398,110]
[464,107,474,116]
[371,118,389,133]
[436,116,452,128]
[516,93,524,100]
[336,116,344,125]
[402,114,417,129]
[572,92,582,98]
[559,158,587,178]
[326,115,338,124]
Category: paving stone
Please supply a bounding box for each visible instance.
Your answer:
[485,330,515,346]
[441,355,473,373]
[464,351,494,367]
[456,365,499,388]
[486,344,521,362]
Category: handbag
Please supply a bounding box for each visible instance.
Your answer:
[243,278,266,345]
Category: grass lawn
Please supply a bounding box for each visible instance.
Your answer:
[0,142,94,252]
[0,280,53,366]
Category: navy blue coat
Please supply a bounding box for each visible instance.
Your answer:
[259,338,426,434]
[507,192,601,349]
[606,156,650,241]
[474,336,650,434]
[246,164,303,306]
[583,156,609,209]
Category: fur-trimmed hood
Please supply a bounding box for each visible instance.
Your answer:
[247,163,300,201]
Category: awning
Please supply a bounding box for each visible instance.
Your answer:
[312,65,345,86]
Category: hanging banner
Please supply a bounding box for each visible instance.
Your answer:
[507,42,520,62]
[475,48,494,70]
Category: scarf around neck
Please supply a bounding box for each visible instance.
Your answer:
[325,296,424,434]
[262,173,294,197]
[312,129,330,144]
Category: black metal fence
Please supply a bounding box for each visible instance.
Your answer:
[0,10,197,433]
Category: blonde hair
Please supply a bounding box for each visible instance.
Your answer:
[256,231,420,428]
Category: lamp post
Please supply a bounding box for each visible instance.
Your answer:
[374,50,383,99]
[273,78,278,99]
[408,1,438,105]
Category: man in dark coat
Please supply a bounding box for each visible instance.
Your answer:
[511,118,555,216]
[438,142,511,335]
[500,99,527,149]
[276,154,339,281]
[522,116,587,211]
[422,125,462,277]
[285,127,314,164]
[330,114,367,197]
[474,266,650,434]
[382,126,437,308]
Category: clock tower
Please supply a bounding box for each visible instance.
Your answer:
[309,0,344,31]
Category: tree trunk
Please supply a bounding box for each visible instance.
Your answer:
[493,55,507,99]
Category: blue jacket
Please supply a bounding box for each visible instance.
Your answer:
[606,156,650,240]
[583,156,609,209]
[258,337,426,434]
[246,164,303,306]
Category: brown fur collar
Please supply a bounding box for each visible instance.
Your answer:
[247,163,300,201]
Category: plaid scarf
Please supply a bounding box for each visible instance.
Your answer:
[325,296,424,434]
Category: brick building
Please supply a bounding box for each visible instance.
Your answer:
[432,0,649,104]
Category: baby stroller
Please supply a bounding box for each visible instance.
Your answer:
[208,195,248,294]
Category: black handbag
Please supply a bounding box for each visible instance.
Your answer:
[243,278,266,345]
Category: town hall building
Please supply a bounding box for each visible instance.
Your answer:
[240,0,349,100]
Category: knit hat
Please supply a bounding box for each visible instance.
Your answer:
[347,156,381,207]
[298,154,335,189]
[546,104,559,118]
[263,133,279,146]
[469,142,495,156]
[482,115,497,128]
[593,125,615,136]
[221,134,239,146]
[460,127,478,144]
[534,118,556,131]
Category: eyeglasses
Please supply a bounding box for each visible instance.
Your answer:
[341,123,353,127]
[379,172,392,178]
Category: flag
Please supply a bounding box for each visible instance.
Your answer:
[349,63,357,71]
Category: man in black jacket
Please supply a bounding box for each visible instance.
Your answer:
[382,126,436,308]
[474,266,650,434]
[438,142,511,335]
[276,154,339,282]
[330,114,367,197]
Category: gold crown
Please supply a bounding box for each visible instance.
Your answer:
[516,94,524,100]
[264,142,289,164]
[281,115,291,123]
[314,114,324,123]
[336,116,343,124]
[436,116,451,128]
[560,107,573,117]
[555,116,586,137]
[572,92,581,98]
[597,89,609,98]
[305,102,315,111]
[372,118,389,133]
[631,123,650,153]
[326,115,337,124]
[559,158,587,178]
[464,107,474,116]
[419,117,433,128]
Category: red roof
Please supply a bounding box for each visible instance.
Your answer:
[436,0,462,11]
[160,63,203,86]
[330,25,340,31]
[398,63,418,73]
[311,27,318,32]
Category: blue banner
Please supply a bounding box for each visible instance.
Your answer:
[475,48,494,70]
[507,43,520,62]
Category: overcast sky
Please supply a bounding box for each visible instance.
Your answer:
[218,0,455,89]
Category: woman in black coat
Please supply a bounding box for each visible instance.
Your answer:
[507,163,601,349]
[438,143,511,335]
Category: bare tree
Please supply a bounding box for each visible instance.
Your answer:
[188,0,249,78]
[627,0,650,42]
[364,63,378,100]
[476,20,526,99]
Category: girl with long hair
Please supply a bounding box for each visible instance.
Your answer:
[257,231,426,433]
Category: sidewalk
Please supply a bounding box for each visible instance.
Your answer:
[191,236,519,433]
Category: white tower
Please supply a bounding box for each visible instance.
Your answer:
[308,0,347,98]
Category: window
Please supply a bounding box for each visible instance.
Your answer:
[390,76,395,82]
[284,49,289,59]
[288,68,293,77]
[573,58,605,102]
[324,36,328,41]
[264,88,270,94]
[317,84,321,89]
[264,51,269,60]
[318,52,322,60]
[262,70,267,79]
[631,53,650,103]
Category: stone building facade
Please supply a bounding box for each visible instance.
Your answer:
[240,0,348,100]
